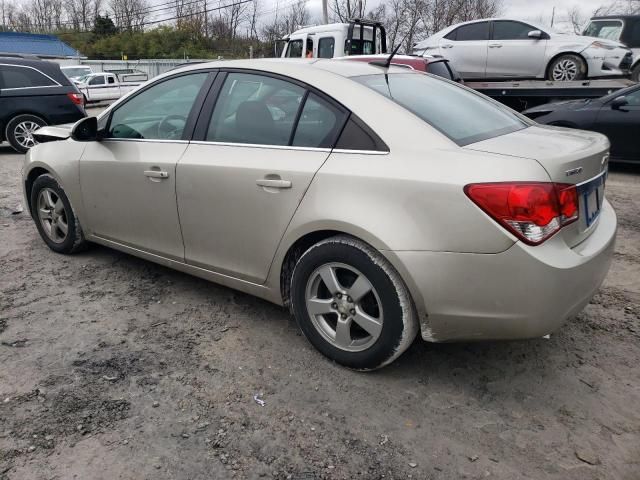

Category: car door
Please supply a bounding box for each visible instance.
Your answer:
[440,21,490,79]
[594,87,640,160]
[486,20,548,78]
[80,71,212,260]
[105,74,120,100]
[87,74,107,101]
[176,71,348,283]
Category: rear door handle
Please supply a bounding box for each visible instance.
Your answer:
[489,43,502,48]
[144,170,169,179]
[256,179,292,189]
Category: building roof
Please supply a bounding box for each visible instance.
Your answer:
[0,32,84,59]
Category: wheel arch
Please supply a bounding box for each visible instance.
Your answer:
[24,166,54,216]
[545,51,588,79]
[275,226,428,332]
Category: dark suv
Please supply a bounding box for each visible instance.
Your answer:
[583,16,640,81]
[0,57,86,153]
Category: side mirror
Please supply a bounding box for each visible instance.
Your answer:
[71,116,98,142]
[528,30,543,39]
[611,96,628,110]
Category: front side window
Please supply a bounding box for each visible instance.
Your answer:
[318,37,335,58]
[583,20,623,41]
[286,40,303,58]
[0,65,56,89]
[353,73,528,146]
[107,73,207,140]
[207,73,304,146]
[492,21,538,40]
[446,22,490,41]
[89,76,105,85]
[630,21,640,46]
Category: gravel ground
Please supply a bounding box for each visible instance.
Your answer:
[0,144,639,480]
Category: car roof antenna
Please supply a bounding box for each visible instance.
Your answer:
[369,34,407,69]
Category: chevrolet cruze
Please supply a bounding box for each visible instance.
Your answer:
[22,59,616,370]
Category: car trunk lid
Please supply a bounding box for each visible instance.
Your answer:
[464,125,610,247]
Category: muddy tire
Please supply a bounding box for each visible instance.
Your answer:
[5,114,47,154]
[290,235,418,370]
[30,174,87,254]
[547,54,587,81]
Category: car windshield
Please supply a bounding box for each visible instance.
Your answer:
[353,73,528,146]
[583,20,623,41]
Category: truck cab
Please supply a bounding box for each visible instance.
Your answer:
[583,15,640,80]
[279,19,387,59]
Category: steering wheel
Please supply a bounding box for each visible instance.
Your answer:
[158,114,188,139]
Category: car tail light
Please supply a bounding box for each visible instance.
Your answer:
[67,92,84,106]
[464,182,579,245]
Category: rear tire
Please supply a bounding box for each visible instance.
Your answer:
[290,235,418,370]
[30,174,88,254]
[5,114,47,154]
[547,54,587,81]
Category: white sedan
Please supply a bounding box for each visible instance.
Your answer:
[414,18,632,81]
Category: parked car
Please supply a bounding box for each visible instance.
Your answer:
[0,57,85,153]
[338,54,463,82]
[414,18,632,81]
[74,72,145,103]
[522,83,640,163]
[23,59,615,370]
[60,65,93,81]
[583,15,640,81]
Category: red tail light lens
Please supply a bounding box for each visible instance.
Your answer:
[67,92,84,106]
[464,182,579,245]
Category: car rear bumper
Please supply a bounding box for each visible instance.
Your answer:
[389,198,616,342]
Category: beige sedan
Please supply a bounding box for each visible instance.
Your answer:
[23,59,616,369]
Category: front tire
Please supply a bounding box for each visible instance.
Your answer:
[5,114,47,153]
[631,63,640,82]
[290,235,418,370]
[547,54,587,81]
[30,174,87,254]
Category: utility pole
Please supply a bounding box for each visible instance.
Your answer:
[204,0,208,40]
[550,6,555,28]
[322,0,328,24]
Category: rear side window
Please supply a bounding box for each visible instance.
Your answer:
[427,61,453,80]
[292,93,346,148]
[0,64,57,89]
[446,22,490,41]
[286,40,303,58]
[630,21,640,46]
[583,20,624,41]
[207,73,305,146]
[492,21,537,40]
[353,73,527,146]
[318,37,335,58]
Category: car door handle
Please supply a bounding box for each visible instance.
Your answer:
[256,178,292,189]
[144,170,169,179]
[442,44,454,49]
[488,43,502,48]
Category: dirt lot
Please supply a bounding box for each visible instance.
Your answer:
[1,143,639,480]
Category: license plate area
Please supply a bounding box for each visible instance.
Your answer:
[577,171,606,228]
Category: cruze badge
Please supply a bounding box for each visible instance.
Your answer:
[565,167,583,177]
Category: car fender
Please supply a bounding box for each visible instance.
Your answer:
[23,141,89,226]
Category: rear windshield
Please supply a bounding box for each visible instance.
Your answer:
[353,73,528,146]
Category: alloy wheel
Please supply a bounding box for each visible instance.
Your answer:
[13,121,41,149]
[552,59,578,81]
[37,188,68,244]
[305,262,383,352]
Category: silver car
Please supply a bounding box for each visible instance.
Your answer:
[414,18,632,81]
[22,59,616,370]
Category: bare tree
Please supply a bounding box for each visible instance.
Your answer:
[110,0,149,31]
[330,0,367,22]
[594,1,640,15]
